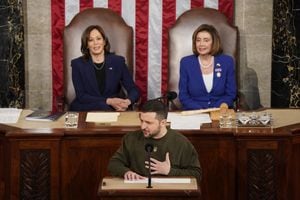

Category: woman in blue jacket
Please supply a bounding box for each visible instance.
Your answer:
[70,25,140,111]
[179,24,237,110]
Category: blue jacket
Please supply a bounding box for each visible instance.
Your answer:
[70,54,140,111]
[179,54,237,110]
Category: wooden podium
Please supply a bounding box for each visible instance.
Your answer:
[98,177,201,200]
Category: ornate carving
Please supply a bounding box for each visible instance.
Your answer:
[20,150,50,200]
[247,149,276,200]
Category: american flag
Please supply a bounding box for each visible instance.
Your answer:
[51,0,234,110]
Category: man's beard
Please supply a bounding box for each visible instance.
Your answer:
[144,124,161,138]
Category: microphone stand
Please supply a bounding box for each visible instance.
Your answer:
[146,149,152,188]
[145,143,153,188]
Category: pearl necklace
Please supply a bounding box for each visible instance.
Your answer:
[198,56,214,69]
[93,60,105,70]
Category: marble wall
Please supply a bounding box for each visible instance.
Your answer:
[271,0,300,108]
[0,0,25,108]
[24,0,274,110]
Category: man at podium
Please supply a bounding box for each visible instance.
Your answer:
[108,100,202,183]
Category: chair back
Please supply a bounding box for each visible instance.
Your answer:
[63,8,133,108]
[168,8,238,109]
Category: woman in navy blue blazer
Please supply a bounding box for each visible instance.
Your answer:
[179,24,237,110]
[70,25,140,111]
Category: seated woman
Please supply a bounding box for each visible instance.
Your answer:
[179,24,237,110]
[70,25,140,111]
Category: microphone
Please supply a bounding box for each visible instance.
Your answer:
[145,143,153,188]
[154,91,178,110]
[145,143,154,152]
[155,91,177,101]
[166,91,177,101]
[166,91,178,110]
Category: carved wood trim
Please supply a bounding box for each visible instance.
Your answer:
[20,149,50,200]
[247,149,276,200]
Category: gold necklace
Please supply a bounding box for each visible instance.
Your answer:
[93,60,105,70]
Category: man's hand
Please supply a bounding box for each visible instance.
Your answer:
[124,170,146,180]
[145,152,171,175]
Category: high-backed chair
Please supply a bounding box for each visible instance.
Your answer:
[168,8,238,110]
[63,8,133,110]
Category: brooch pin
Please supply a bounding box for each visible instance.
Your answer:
[215,63,222,77]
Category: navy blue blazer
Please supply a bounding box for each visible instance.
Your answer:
[70,54,140,111]
[179,54,237,110]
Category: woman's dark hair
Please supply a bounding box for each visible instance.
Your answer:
[140,100,168,120]
[192,24,223,56]
[80,25,111,59]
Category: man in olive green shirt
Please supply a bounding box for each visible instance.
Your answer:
[108,100,202,182]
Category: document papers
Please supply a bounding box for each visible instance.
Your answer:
[167,112,212,130]
[86,112,120,123]
[124,177,191,184]
[0,108,22,123]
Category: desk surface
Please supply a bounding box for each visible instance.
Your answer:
[100,177,198,190]
[5,109,300,130]
[98,177,200,198]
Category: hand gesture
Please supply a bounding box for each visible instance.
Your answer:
[145,152,171,175]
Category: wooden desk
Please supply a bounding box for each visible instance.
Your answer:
[98,177,200,200]
[0,109,300,200]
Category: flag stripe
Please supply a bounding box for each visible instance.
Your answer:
[51,0,65,110]
[162,0,176,95]
[191,0,204,8]
[121,0,136,78]
[108,0,121,15]
[205,0,218,9]
[176,0,191,18]
[148,0,163,99]
[93,0,108,8]
[80,0,93,11]
[218,0,233,23]
[135,0,149,101]
[65,0,79,25]
[51,0,234,110]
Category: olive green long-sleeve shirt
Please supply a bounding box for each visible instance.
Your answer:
[108,129,202,182]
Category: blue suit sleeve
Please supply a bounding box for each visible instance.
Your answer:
[214,56,237,107]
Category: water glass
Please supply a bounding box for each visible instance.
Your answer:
[65,112,79,128]
[219,112,234,128]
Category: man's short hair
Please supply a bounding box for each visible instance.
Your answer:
[140,100,168,120]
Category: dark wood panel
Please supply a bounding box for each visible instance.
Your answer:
[0,135,4,200]
[7,138,60,200]
[291,136,300,200]
[188,135,235,200]
[61,136,122,200]
[237,138,291,200]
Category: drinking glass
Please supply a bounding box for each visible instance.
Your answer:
[65,112,79,128]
